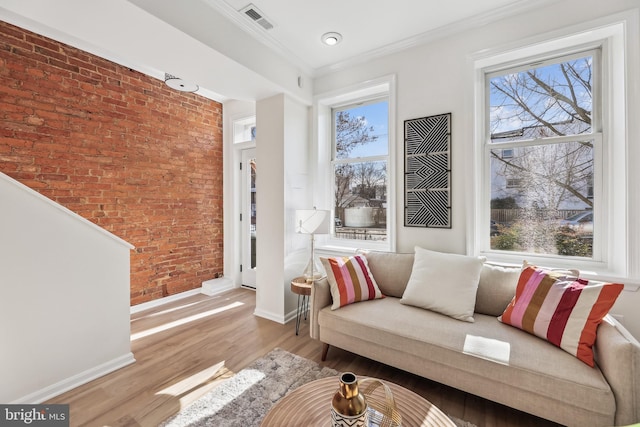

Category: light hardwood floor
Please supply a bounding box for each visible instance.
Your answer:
[48,288,561,427]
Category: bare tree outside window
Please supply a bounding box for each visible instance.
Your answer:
[488,52,597,256]
[333,101,389,241]
[335,111,379,158]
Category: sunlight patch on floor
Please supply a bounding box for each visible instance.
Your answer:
[131,301,244,341]
[156,360,228,397]
[178,368,265,409]
[131,299,211,322]
[161,369,266,425]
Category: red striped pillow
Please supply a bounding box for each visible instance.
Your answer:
[320,255,384,310]
[499,266,623,366]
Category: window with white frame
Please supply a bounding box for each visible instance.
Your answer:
[332,99,389,242]
[233,116,256,144]
[315,77,395,251]
[488,50,599,258]
[501,148,514,159]
[472,19,630,277]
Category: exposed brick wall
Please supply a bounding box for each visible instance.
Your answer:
[0,21,224,305]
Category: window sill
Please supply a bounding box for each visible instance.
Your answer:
[482,252,640,291]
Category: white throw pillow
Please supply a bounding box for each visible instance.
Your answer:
[400,247,485,322]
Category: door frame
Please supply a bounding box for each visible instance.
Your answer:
[240,147,257,288]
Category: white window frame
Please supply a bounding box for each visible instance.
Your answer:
[469,18,632,280]
[232,115,256,144]
[313,75,396,252]
[487,48,602,259]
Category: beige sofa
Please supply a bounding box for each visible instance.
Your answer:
[310,251,640,427]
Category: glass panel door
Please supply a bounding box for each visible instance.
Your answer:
[241,148,257,288]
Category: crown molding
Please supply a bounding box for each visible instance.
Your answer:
[0,4,229,102]
[314,0,560,76]
[201,0,315,77]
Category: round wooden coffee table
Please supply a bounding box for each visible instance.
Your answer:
[261,375,456,427]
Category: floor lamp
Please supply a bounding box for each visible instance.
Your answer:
[295,208,330,283]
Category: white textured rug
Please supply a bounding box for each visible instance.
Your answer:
[160,348,476,427]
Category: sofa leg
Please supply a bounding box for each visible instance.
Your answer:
[321,343,330,361]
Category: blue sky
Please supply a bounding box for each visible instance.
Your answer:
[489,54,592,135]
[339,100,389,158]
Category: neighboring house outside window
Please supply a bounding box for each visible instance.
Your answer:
[332,99,389,243]
[471,19,630,278]
[487,51,598,258]
[505,178,523,189]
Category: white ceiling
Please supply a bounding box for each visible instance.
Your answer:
[200,0,541,73]
[0,0,557,102]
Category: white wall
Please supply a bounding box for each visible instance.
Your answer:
[0,173,134,403]
[313,0,640,338]
[283,96,313,318]
[254,94,311,322]
[0,0,312,104]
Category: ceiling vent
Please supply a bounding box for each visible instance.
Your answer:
[240,4,274,30]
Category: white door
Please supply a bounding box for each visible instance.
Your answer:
[241,148,257,288]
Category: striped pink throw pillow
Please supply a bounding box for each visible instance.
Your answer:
[320,255,384,310]
[499,265,623,367]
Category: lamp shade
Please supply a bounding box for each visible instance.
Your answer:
[295,209,330,235]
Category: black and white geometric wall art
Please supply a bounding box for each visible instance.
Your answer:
[404,113,451,228]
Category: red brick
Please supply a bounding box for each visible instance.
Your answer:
[47,58,79,73]
[0,21,224,306]
[9,46,48,64]
[34,45,67,63]
[25,35,60,52]
[1,37,32,53]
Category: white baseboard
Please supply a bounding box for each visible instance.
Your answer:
[284,308,298,324]
[130,288,202,314]
[201,277,235,296]
[253,308,286,324]
[12,352,136,404]
[130,278,237,314]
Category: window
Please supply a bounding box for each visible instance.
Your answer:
[472,19,631,277]
[233,116,256,143]
[485,50,602,258]
[314,76,396,251]
[487,51,598,258]
[501,148,514,159]
[332,99,389,242]
[505,178,523,189]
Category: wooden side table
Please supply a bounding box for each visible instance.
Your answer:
[290,276,312,335]
[261,375,457,426]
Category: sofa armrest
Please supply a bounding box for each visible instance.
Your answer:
[594,315,640,426]
[310,278,331,340]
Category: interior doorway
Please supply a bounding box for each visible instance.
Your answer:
[241,148,257,288]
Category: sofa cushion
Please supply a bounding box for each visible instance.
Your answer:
[400,247,484,322]
[475,263,521,316]
[499,265,624,367]
[594,316,640,425]
[320,255,384,310]
[362,251,414,297]
[475,261,580,317]
[318,297,615,418]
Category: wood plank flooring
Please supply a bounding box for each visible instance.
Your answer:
[47,288,561,427]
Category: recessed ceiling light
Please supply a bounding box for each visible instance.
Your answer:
[321,32,342,46]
